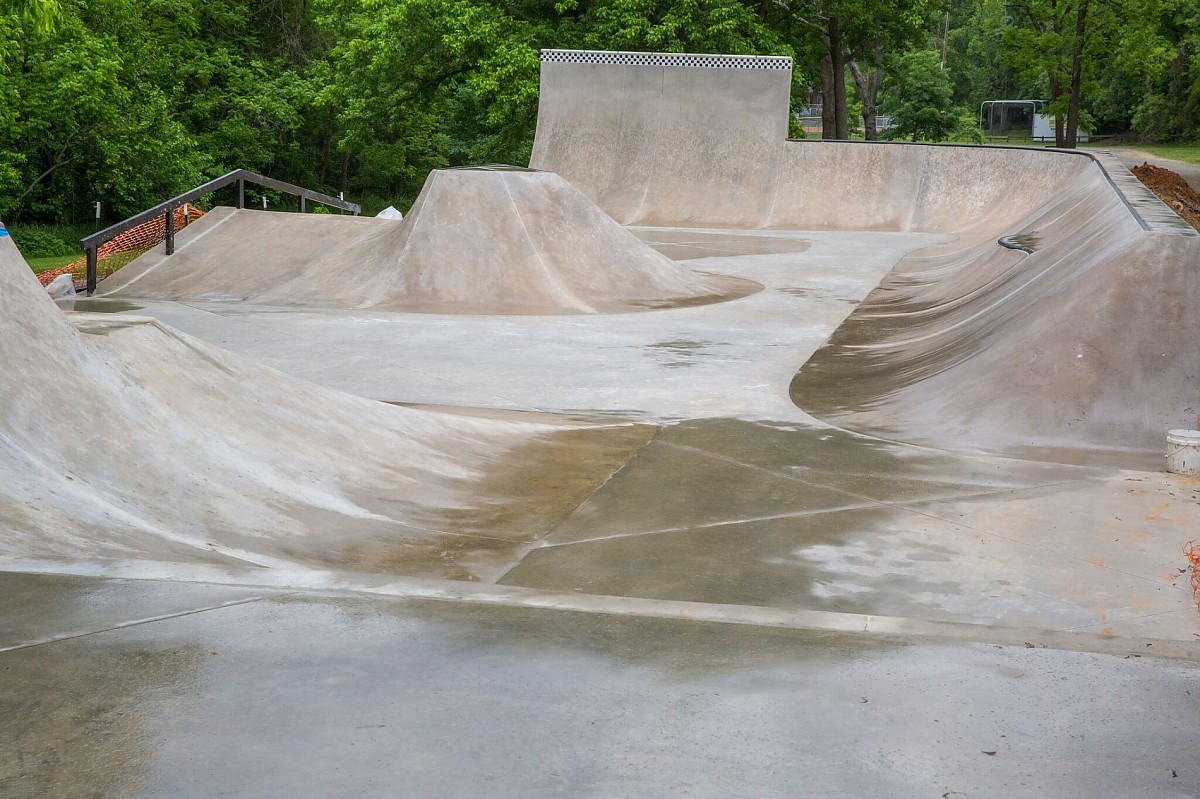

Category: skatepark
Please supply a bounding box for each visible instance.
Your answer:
[3,49,1199,796]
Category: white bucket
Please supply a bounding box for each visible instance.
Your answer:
[1166,429,1200,474]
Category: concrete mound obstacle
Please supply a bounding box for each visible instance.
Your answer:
[102,166,758,313]
[0,231,649,574]
[532,48,1200,464]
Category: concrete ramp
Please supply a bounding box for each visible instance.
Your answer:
[102,167,757,313]
[532,49,1099,235]
[790,167,1200,466]
[531,50,792,227]
[532,48,1200,463]
[0,232,650,574]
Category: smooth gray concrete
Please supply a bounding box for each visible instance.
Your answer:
[42,229,1200,645]
[0,234,655,576]
[68,230,939,421]
[2,573,1198,799]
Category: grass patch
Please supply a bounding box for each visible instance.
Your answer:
[1127,144,1200,166]
[25,253,81,274]
[1101,143,1200,166]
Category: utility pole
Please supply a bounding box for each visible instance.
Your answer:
[941,12,950,69]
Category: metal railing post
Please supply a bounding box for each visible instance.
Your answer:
[300,195,306,213]
[164,207,175,256]
[86,247,98,295]
[237,179,245,209]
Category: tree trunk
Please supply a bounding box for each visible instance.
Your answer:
[820,18,848,140]
[848,45,884,140]
[820,44,836,139]
[831,21,848,139]
[1051,77,1065,148]
[1065,0,1090,148]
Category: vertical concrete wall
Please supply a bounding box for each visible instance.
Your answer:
[529,48,1156,238]
[529,50,792,227]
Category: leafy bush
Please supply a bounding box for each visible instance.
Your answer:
[7,224,82,257]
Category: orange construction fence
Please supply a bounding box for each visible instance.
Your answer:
[39,205,205,287]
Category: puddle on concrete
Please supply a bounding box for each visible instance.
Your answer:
[999,232,1042,252]
[0,593,199,796]
[58,298,144,313]
[778,286,858,303]
[644,338,717,368]
[265,421,658,582]
[498,419,1103,619]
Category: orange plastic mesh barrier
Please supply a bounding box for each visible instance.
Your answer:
[38,205,205,287]
[1186,539,1200,609]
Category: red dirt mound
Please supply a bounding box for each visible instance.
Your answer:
[1131,162,1200,232]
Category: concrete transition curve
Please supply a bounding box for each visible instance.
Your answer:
[0,232,650,574]
[101,166,758,314]
[532,48,1200,463]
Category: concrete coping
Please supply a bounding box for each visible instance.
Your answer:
[1088,149,1199,237]
[453,164,540,173]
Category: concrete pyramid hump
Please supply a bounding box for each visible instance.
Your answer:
[102,166,758,314]
[379,166,759,313]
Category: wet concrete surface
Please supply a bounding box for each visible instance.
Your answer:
[64,230,938,420]
[498,421,1200,635]
[29,227,1200,642]
[57,297,145,314]
[2,573,1198,799]
[12,221,1200,794]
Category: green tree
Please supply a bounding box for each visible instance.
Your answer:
[1000,0,1122,146]
[1126,0,1199,140]
[0,0,59,34]
[0,2,203,220]
[880,48,961,140]
[766,0,927,140]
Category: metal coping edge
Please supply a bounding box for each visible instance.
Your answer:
[540,49,792,70]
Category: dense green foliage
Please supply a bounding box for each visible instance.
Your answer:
[881,50,962,141]
[0,0,1196,225]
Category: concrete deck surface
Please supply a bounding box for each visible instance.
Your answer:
[3,573,1198,798]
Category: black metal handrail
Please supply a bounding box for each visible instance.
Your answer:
[80,169,361,294]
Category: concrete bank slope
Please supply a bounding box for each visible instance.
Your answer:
[101,167,756,314]
[0,234,650,576]
[792,164,1200,465]
[533,48,1200,464]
